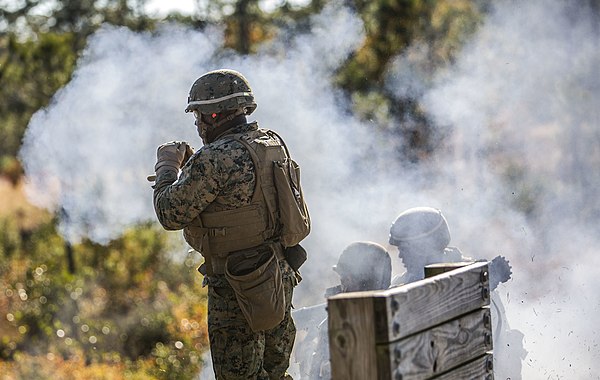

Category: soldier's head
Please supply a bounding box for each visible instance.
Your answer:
[389,207,451,267]
[185,69,256,143]
[333,241,392,292]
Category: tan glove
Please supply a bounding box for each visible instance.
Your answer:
[182,143,194,165]
[154,141,193,174]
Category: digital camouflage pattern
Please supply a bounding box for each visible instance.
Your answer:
[208,261,297,380]
[153,122,257,229]
[153,121,297,379]
[185,69,257,115]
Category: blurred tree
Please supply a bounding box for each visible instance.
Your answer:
[0,0,153,38]
[0,32,78,171]
[198,0,276,54]
[236,0,253,53]
[338,0,484,161]
[0,0,327,180]
[0,0,156,180]
[340,0,428,92]
[0,221,208,377]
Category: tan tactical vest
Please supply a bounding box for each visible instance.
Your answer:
[183,128,286,274]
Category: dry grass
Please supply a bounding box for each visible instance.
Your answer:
[0,178,50,230]
[0,354,159,380]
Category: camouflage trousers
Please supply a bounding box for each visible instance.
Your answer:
[207,261,297,380]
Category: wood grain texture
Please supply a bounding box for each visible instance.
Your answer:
[328,296,378,380]
[431,353,494,380]
[424,262,476,278]
[328,262,492,380]
[377,308,493,380]
[377,261,490,342]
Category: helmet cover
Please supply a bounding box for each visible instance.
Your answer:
[185,69,257,115]
[389,207,451,250]
[333,241,392,290]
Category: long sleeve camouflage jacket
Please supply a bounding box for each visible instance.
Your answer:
[153,122,259,230]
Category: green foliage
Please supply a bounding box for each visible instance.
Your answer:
[0,0,160,175]
[0,219,208,378]
[1,0,155,36]
[338,0,433,92]
[335,0,484,160]
[0,32,78,162]
[147,340,203,380]
[426,0,483,65]
[0,217,22,257]
[338,0,482,92]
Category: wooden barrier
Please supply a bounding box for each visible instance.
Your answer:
[327,261,493,380]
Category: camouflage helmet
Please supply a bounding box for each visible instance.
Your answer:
[333,241,391,290]
[184,69,257,115]
[389,207,451,251]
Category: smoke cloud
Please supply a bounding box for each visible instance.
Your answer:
[414,1,600,378]
[18,0,600,378]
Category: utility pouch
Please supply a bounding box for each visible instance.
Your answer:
[225,247,285,332]
[284,244,307,271]
[273,158,311,247]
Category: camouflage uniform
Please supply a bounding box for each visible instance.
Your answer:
[153,123,257,224]
[207,265,296,379]
[154,122,297,379]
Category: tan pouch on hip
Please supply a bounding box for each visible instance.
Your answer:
[225,248,285,332]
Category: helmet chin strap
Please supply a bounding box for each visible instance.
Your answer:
[213,109,245,127]
[196,109,247,144]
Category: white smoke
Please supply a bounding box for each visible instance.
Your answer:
[19,25,221,243]
[18,0,600,378]
[413,0,600,378]
[19,3,384,293]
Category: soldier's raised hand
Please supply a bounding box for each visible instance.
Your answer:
[182,143,195,166]
[155,141,192,173]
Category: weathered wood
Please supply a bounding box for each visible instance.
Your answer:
[328,262,491,380]
[377,261,490,342]
[327,297,378,380]
[424,262,475,279]
[431,353,494,380]
[377,308,493,380]
[329,262,490,343]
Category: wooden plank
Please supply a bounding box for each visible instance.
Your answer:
[424,262,475,278]
[329,262,490,344]
[328,262,491,379]
[377,261,490,342]
[377,308,493,380]
[328,297,378,380]
[431,353,494,380]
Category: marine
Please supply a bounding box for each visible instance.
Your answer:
[293,241,391,379]
[388,206,526,379]
[153,69,308,379]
